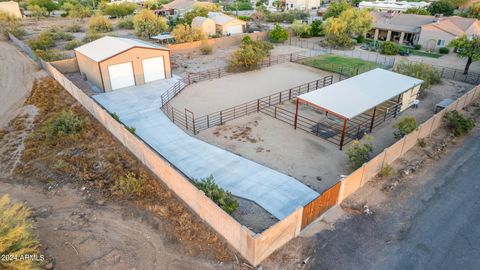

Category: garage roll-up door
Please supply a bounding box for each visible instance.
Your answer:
[225,25,243,35]
[108,62,135,90]
[142,57,165,83]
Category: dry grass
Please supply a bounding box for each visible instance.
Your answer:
[13,78,235,262]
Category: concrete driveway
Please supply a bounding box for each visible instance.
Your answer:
[93,80,319,220]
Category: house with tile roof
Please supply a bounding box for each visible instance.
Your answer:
[366,11,480,50]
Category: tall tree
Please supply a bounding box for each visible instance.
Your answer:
[324,8,372,48]
[404,7,431,15]
[133,9,168,39]
[323,0,352,19]
[428,0,455,16]
[448,35,480,74]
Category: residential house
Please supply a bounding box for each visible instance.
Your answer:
[208,12,246,35]
[359,0,430,13]
[367,11,480,50]
[285,0,321,10]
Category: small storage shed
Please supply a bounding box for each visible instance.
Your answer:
[74,36,171,92]
[0,1,22,18]
[295,68,423,149]
[208,12,246,35]
[191,16,216,36]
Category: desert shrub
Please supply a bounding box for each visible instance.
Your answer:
[113,172,145,198]
[237,15,250,21]
[413,44,421,50]
[171,24,206,43]
[42,110,87,138]
[133,9,168,39]
[265,10,309,23]
[62,3,93,20]
[47,27,74,41]
[88,14,113,33]
[228,38,272,71]
[192,175,239,214]
[268,23,288,43]
[438,47,449,54]
[117,15,134,29]
[102,2,136,18]
[82,31,103,43]
[394,117,418,139]
[64,39,83,50]
[0,195,42,270]
[0,10,25,38]
[200,41,213,55]
[417,138,427,147]
[380,41,399,55]
[110,112,120,121]
[444,110,475,137]
[27,4,48,18]
[393,61,441,90]
[35,49,67,61]
[66,24,82,32]
[127,126,136,134]
[28,32,55,50]
[379,164,395,178]
[346,135,374,169]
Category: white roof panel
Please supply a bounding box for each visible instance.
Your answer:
[298,68,423,119]
[75,36,167,62]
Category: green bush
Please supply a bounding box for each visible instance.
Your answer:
[310,20,323,37]
[192,175,239,214]
[291,19,311,38]
[110,112,120,121]
[413,44,421,50]
[28,32,55,50]
[35,49,67,61]
[438,47,449,54]
[88,14,113,33]
[42,110,87,138]
[64,39,83,50]
[393,61,441,90]
[127,126,136,134]
[268,23,288,43]
[380,41,399,55]
[82,31,104,43]
[379,164,395,178]
[394,117,418,139]
[113,172,145,198]
[444,110,475,137]
[237,15,250,21]
[346,135,374,169]
[117,16,134,29]
[102,2,136,18]
[228,38,273,71]
[0,195,42,270]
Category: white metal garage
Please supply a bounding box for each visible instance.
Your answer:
[107,62,135,90]
[142,56,166,83]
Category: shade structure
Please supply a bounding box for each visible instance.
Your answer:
[297,68,423,120]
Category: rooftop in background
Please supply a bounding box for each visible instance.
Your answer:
[74,36,168,62]
[360,0,430,12]
[164,0,196,10]
[371,11,480,34]
[297,68,423,120]
[208,12,246,25]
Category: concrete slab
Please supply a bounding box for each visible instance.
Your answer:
[93,80,319,219]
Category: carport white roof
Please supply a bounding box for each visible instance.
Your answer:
[75,36,167,62]
[298,68,423,119]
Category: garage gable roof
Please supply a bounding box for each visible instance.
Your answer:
[297,69,423,119]
[75,36,168,62]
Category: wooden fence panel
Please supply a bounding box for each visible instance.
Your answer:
[301,182,341,229]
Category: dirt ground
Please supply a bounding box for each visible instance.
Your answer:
[169,62,336,116]
[0,42,252,270]
[260,102,480,270]
[171,44,311,76]
[197,79,474,194]
[0,41,46,127]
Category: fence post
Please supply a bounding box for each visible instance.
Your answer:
[207,115,210,128]
[290,53,293,62]
[220,111,223,125]
[257,99,260,112]
[279,92,282,103]
[185,110,188,130]
[218,68,221,78]
[289,89,292,100]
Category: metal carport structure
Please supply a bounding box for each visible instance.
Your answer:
[294,68,423,150]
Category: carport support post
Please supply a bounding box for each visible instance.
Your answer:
[294,98,299,129]
[339,118,348,150]
[369,106,377,132]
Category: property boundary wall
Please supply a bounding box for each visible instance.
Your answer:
[9,32,480,266]
[166,32,268,53]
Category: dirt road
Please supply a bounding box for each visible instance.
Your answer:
[0,41,45,127]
